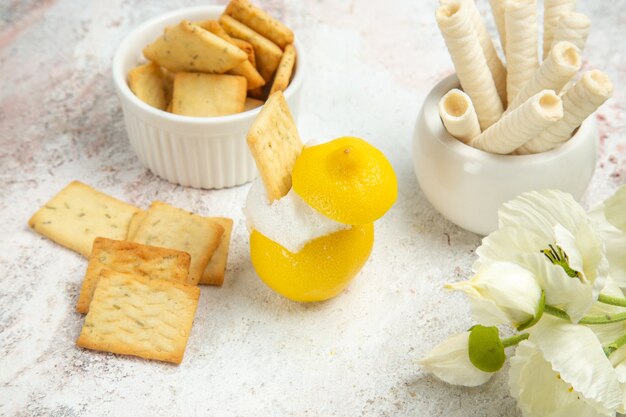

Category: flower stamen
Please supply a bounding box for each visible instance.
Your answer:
[541,244,582,279]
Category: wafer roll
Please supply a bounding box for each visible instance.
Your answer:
[505,0,539,106]
[463,0,507,104]
[471,90,563,154]
[508,41,580,111]
[436,2,504,130]
[439,89,481,143]
[543,0,576,60]
[488,0,507,50]
[518,70,613,154]
[550,12,590,54]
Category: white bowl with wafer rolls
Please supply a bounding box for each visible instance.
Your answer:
[112,4,304,189]
[413,73,599,236]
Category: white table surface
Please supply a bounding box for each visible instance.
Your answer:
[1,0,624,415]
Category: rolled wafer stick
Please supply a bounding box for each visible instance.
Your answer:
[488,0,507,50]
[508,41,580,111]
[518,70,613,154]
[462,0,507,104]
[550,11,590,54]
[436,2,504,130]
[543,0,576,60]
[505,0,539,106]
[438,89,481,143]
[470,90,563,154]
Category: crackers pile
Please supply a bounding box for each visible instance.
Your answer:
[128,0,297,117]
[29,181,234,364]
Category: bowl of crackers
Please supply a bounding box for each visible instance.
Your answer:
[112,1,303,189]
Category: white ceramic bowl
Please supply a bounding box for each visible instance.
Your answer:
[413,74,598,236]
[112,6,304,189]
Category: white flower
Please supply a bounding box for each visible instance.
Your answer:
[510,316,621,417]
[510,340,614,417]
[474,190,610,322]
[446,261,542,327]
[589,185,626,287]
[419,332,493,387]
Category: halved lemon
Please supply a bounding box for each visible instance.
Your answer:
[292,137,397,225]
[250,223,374,302]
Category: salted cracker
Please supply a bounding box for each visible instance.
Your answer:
[471,90,563,154]
[76,237,190,314]
[219,15,283,82]
[436,2,503,130]
[224,0,294,49]
[232,38,256,67]
[127,210,147,240]
[171,73,247,117]
[143,20,247,74]
[199,218,234,286]
[128,62,168,110]
[76,270,200,364]
[246,91,303,202]
[519,70,613,154]
[28,181,140,257]
[194,20,265,90]
[269,43,296,95]
[244,97,264,111]
[131,201,224,285]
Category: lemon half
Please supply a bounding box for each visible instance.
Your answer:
[250,223,374,302]
[292,137,397,225]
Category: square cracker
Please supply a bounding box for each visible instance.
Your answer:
[244,97,264,111]
[76,237,191,314]
[199,217,234,286]
[128,62,168,110]
[231,38,256,68]
[143,20,247,74]
[247,91,303,201]
[269,43,296,95]
[232,38,256,67]
[76,270,200,364]
[219,15,282,82]
[131,201,224,285]
[126,210,147,240]
[224,0,294,49]
[172,73,247,117]
[28,181,140,257]
[193,20,265,90]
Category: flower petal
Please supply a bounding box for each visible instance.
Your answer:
[553,223,585,279]
[520,252,595,322]
[419,332,494,387]
[473,226,546,272]
[529,316,622,413]
[498,190,588,242]
[590,202,626,287]
[604,185,626,233]
[509,340,609,417]
[575,221,610,296]
[447,262,541,326]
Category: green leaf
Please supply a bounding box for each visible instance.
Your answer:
[468,325,506,373]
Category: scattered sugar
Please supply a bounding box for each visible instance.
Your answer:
[243,178,350,253]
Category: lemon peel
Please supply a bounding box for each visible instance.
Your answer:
[292,137,397,225]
